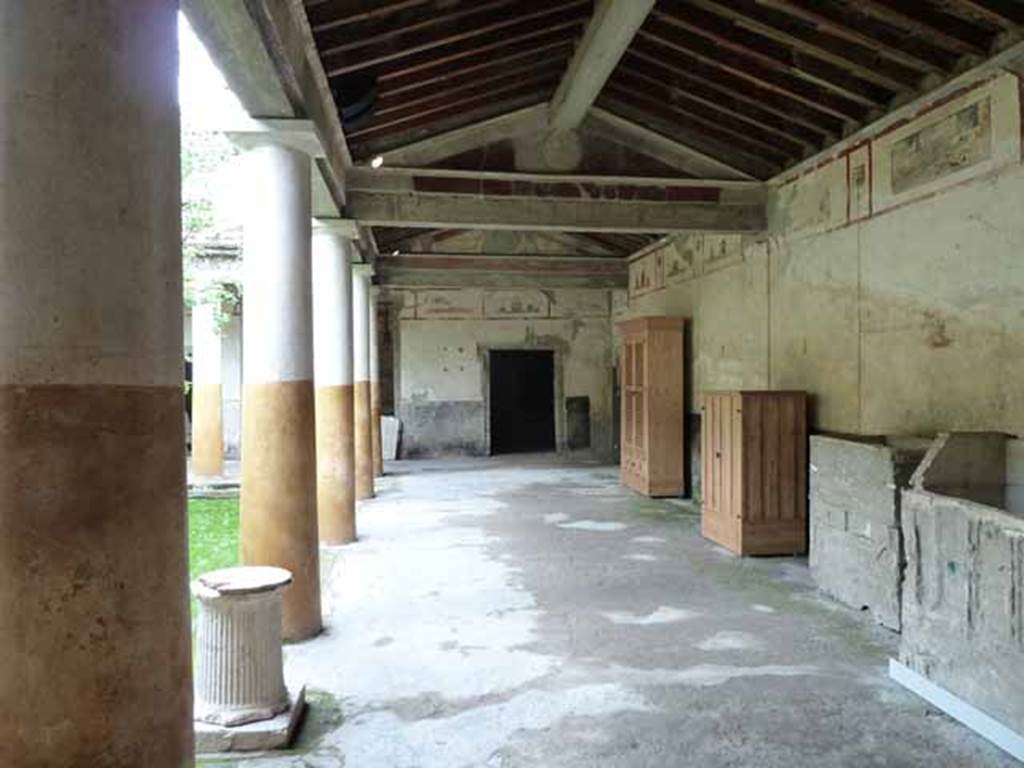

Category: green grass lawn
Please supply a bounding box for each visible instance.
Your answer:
[188,496,240,620]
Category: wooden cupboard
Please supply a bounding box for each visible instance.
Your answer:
[618,317,685,497]
[701,391,808,555]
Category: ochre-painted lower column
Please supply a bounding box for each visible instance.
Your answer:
[237,137,321,642]
[352,264,375,500]
[370,289,385,477]
[0,3,193,765]
[312,221,356,544]
[192,292,225,477]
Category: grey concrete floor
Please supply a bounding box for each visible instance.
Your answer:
[202,456,1017,767]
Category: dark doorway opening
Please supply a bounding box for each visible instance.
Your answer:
[489,350,556,455]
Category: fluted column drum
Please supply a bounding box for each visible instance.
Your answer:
[192,567,293,726]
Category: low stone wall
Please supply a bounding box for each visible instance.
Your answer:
[900,488,1024,735]
[809,436,927,631]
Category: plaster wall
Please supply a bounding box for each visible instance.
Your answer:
[389,288,614,459]
[621,71,1024,439]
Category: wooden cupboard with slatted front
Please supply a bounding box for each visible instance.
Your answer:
[618,317,685,497]
[701,391,808,555]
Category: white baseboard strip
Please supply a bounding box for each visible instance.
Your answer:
[889,659,1024,764]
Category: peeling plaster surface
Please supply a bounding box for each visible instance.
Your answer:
[205,457,1017,767]
[623,74,1024,437]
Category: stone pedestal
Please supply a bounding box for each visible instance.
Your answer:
[193,566,292,727]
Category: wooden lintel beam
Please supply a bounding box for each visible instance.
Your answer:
[346,190,767,233]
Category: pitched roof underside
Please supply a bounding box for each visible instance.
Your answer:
[302,0,1021,257]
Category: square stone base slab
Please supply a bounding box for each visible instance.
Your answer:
[195,686,306,754]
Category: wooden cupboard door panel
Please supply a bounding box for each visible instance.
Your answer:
[702,391,807,555]
[701,392,740,552]
[617,318,685,497]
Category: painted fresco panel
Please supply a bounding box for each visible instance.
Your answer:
[890,99,992,196]
[550,289,610,318]
[848,145,872,221]
[873,73,1021,213]
[415,289,483,319]
[484,289,549,319]
[629,251,664,298]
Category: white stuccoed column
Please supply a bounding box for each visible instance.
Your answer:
[312,221,356,544]
[370,288,384,477]
[192,289,224,477]
[352,264,375,500]
[0,3,192,764]
[193,566,292,726]
[236,136,321,642]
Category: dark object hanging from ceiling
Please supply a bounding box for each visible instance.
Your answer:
[331,73,377,130]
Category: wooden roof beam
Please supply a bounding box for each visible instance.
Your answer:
[321,0,588,76]
[584,106,758,180]
[619,52,830,148]
[756,0,955,73]
[305,0,433,34]
[654,2,892,108]
[686,0,922,92]
[627,37,844,137]
[604,77,798,166]
[548,0,657,132]
[377,36,575,97]
[348,75,560,142]
[944,0,1024,31]
[637,23,867,124]
[373,57,571,119]
[372,104,548,166]
[854,0,991,56]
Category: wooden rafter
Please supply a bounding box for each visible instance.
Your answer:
[944,0,1024,30]
[853,0,991,56]
[378,36,576,97]
[625,38,844,137]
[638,22,867,123]
[619,53,828,149]
[757,0,955,73]
[373,56,571,119]
[686,0,922,92]
[605,77,798,165]
[321,0,588,77]
[655,2,893,107]
[347,75,560,142]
